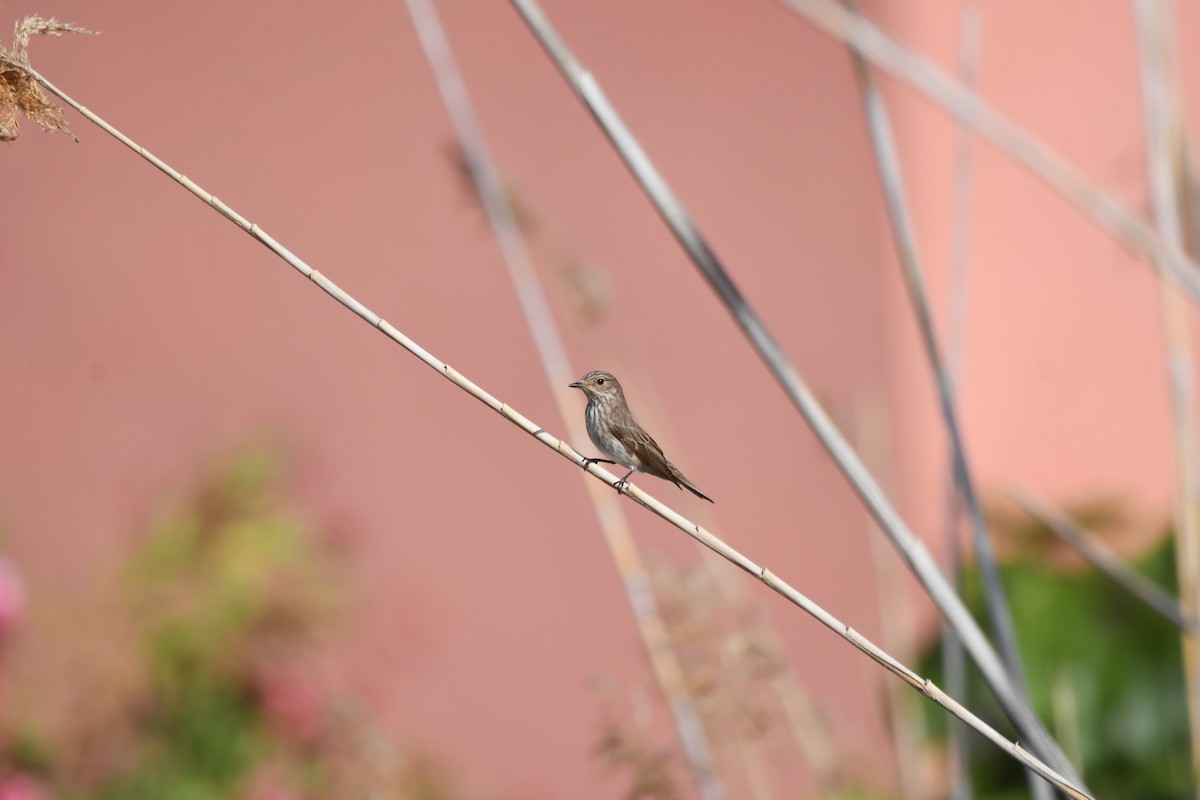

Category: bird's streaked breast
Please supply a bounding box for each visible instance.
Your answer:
[585,400,639,468]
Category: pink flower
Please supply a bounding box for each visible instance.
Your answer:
[0,774,47,800]
[257,667,324,744]
[0,560,26,645]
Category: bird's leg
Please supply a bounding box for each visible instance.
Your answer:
[581,457,617,469]
[614,467,636,493]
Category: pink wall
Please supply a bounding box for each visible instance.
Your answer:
[3,0,1196,796]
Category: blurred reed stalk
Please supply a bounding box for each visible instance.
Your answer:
[853,395,923,800]
[842,7,1052,798]
[401,1,725,796]
[504,0,1083,785]
[728,728,772,800]
[12,40,1090,798]
[646,420,846,795]
[413,0,840,787]
[941,10,982,800]
[1011,489,1198,633]
[1134,0,1200,785]
[696,535,843,794]
[777,0,1200,306]
[645,425,843,794]
[622,379,848,794]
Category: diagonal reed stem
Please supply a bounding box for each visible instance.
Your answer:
[1132,0,1200,785]
[777,0,1200,308]
[1011,488,1198,633]
[402,1,726,795]
[504,0,1085,786]
[22,61,1093,800]
[842,7,1051,797]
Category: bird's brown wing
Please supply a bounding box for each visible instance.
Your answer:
[624,423,674,480]
[625,419,714,502]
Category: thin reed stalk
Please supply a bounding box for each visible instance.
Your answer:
[402,2,725,795]
[747,608,841,792]
[636,410,844,792]
[1134,0,1200,784]
[777,0,1200,307]
[19,58,1092,800]
[641,406,844,792]
[941,10,982,800]
[656,428,843,793]
[687,493,843,791]
[504,0,1084,785]
[1011,489,1197,633]
[843,11,1051,797]
[941,490,974,800]
[854,397,923,800]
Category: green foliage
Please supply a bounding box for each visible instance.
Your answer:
[129,447,333,691]
[93,446,333,800]
[0,445,464,800]
[922,517,1191,799]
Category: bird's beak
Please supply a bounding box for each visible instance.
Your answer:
[568,381,584,389]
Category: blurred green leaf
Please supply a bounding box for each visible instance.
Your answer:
[922,511,1191,799]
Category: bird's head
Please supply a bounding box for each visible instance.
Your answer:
[569,370,624,403]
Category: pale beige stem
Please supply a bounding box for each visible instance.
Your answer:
[24,65,1092,800]
[1134,0,1200,786]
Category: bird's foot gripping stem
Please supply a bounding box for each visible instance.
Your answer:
[613,468,636,495]
[581,457,616,470]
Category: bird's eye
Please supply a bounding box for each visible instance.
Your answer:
[596,378,606,385]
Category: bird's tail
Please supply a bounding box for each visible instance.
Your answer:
[669,464,714,503]
[683,481,714,503]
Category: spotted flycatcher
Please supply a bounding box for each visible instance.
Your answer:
[569,370,713,503]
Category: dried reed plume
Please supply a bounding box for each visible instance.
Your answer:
[0,16,90,141]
